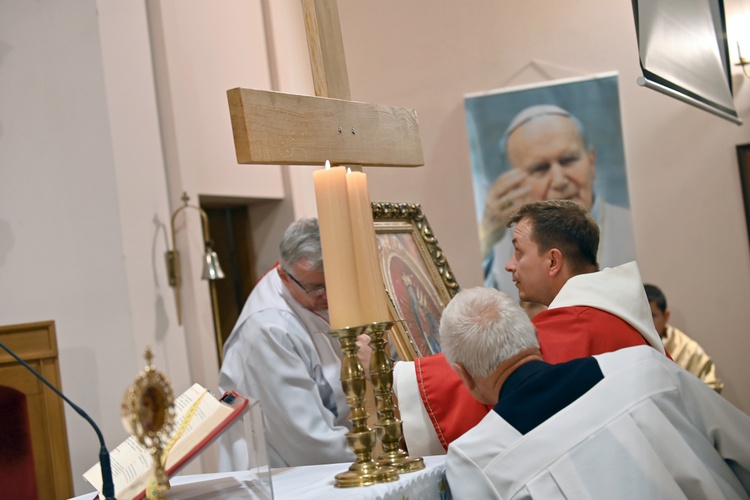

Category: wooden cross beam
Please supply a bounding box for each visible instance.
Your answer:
[227,0,424,168]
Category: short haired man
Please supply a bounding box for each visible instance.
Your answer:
[217,218,367,468]
[481,105,635,300]
[645,283,723,392]
[395,201,663,455]
[442,287,750,499]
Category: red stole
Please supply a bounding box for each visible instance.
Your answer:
[415,354,493,450]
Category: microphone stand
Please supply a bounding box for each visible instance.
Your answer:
[0,341,116,500]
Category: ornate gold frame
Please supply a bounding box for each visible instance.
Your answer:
[371,202,460,360]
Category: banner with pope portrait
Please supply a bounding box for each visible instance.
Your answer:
[464,73,636,301]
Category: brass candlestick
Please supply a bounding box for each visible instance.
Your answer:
[368,321,425,473]
[121,347,175,499]
[329,324,398,488]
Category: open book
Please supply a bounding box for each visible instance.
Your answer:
[83,383,249,500]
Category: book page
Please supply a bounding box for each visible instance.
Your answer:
[165,385,234,469]
[83,383,235,499]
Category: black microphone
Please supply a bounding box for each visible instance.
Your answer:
[0,341,116,500]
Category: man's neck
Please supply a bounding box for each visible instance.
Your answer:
[480,348,544,404]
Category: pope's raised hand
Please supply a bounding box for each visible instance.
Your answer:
[480,169,532,258]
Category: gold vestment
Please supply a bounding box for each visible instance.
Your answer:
[662,324,723,393]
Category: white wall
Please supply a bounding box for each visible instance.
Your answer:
[0,1,144,494]
[0,0,294,494]
[336,0,750,412]
[143,0,282,419]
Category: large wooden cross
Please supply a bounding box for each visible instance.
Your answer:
[227,0,424,169]
[226,0,424,447]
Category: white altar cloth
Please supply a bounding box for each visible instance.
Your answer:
[70,455,449,500]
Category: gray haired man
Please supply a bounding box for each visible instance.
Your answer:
[218,218,369,469]
[443,287,750,499]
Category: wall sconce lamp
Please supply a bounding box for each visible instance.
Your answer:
[166,192,225,325]
[738,42,750,78]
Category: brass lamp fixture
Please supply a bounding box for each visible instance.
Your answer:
[166,192,225,325]
[737,42,750,78]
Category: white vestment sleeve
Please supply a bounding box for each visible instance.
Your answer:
[660,356,750,491]
[219,310,354,468]
[448,347,750,499]
[446,413,514,499]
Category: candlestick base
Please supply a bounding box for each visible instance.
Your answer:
[368,321,426,474]
[333,460,398,488]
[329,324,399,488]
[377,449,426,474]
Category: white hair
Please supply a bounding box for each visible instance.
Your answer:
[279,218,323,271]
[440,287,539,378]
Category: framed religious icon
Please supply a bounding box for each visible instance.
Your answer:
[738,143,750,247]
[371,202,460,360]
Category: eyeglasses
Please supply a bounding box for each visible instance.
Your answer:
[285,270,326,296]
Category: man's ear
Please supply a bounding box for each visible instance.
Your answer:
[664,308,671,324]
[588,147,596,172]
[548,248,563,277]
[277,266,290,284]
[454,362,476,392]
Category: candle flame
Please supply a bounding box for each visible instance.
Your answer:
[347,167,351,174]
[325,160,331,169]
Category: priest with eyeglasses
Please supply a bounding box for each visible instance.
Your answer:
[217,217,370,469]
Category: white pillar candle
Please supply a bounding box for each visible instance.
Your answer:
[346,170,392,324]
[313,162,365,329]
